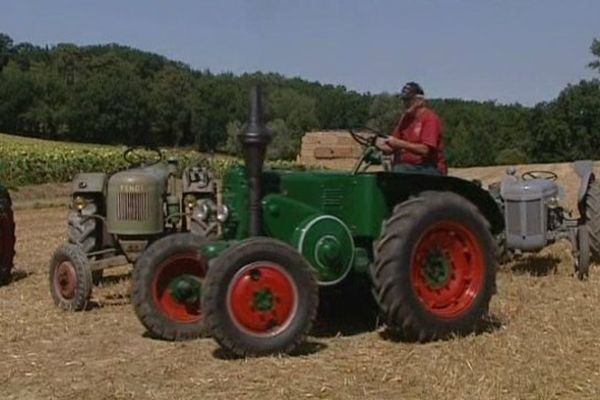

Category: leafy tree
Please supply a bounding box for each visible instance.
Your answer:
[589,38,600,72]
[66,52,150,144]
[222,120,242,155]
[267,88,318,158]
[0,62,36,132]
[495,148,528,165]
[367,92,403,134]
[1,31,600,168]
[0,33,13,71]
[267,118,298,160]
[148,66,195,146]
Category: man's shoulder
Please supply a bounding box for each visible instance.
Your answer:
[421,108,440,121]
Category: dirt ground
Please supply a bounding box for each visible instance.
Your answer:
[2,164,600,399]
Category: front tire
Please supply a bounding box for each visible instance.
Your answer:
[49,244,93,311]
[132,233,209,341]
[0,186,15,285]
[203,238,319,357]
[372,192,497,341]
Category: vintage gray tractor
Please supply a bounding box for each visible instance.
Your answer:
[489,163,600,279]
[0,184,16,285]
[49,148,218,310]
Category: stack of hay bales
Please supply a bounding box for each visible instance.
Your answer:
[297,130,369,170]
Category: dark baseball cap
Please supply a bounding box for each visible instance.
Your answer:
[400,82,424,99]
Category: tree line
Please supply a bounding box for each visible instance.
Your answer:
[0,33,599,166]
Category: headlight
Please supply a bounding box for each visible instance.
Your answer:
[196,202,210,221]
[547,196,559,208]
[216,204,229,223]
[73,196,87,211]
[183,194,196,209]
[195,199,215,221]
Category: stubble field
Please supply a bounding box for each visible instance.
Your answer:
[2,163,600,400]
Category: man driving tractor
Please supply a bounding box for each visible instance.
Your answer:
[377,82,447,175]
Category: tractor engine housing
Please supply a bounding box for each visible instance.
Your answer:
[502,179,559,251]
[106,168,168,235]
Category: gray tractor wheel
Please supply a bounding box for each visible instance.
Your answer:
[583,180,600,262]
[576,224,591,280]
[0,186,16,285]
[67,198,103,285]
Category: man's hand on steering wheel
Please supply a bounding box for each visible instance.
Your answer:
[348,126,389,147]
[375,137,394,154]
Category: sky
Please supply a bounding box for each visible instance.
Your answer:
[1,0,599,105]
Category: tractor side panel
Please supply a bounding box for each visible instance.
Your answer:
[273,172,388,239]
[221,167,502,246]
[220,168,388,241]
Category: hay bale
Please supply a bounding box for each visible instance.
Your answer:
[298,130,366,168]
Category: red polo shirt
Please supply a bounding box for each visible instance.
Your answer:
[391,108,447,175]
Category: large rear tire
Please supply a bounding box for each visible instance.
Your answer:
[583,180,600,262]
[0,186,16,285]
[203,238,319,357]
[67,198,103,285]
[372,192,497,341]
[576,224,591,280]
[132,233,209,341]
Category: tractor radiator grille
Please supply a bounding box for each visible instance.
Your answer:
[525,200,542,235]
[505,200,543,236]
[117,192,149,221]
[505,201,521,236]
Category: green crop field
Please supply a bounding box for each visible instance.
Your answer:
[0,133,304,187]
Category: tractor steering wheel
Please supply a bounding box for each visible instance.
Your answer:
[123,147,164,167]
[521,170,558,181]
[348,126,389,147]
[347,127,390,175]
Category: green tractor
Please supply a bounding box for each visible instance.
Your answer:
[49,148,217,310]
[0,184,16,285]
[131,86,503,356]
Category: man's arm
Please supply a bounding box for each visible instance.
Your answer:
[384,115,440,157]
[375,137,394,154]
[384,136,430,156]
[375,116,404,154]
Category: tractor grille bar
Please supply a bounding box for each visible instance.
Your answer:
[525,200,542,235]
[506,200,543,236]
[322,188,342,208]
[505,201,521,236]
[117,192,149,221]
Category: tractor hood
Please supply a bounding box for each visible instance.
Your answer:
[105,167,168,235]
[501,179,559,202]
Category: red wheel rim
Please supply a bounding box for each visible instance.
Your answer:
[55,261,77,300]
[151,252,206,323]
[227,262,298,336]
[410,220,485,318]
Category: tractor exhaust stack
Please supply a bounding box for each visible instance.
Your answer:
[239,85,271,236]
